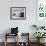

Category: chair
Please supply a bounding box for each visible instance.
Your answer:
[4,33,18,46]
[4,27,19,46]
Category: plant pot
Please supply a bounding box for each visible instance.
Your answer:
[37,39,45,44]
[37,39,40,43]
[40,38,45,43]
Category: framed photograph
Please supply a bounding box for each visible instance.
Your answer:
[10,7,26,20]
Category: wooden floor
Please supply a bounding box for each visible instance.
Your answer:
[0,42,46,46]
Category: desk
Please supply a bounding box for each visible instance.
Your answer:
[4,33,30,46]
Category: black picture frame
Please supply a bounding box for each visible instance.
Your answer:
[10,7,26,20]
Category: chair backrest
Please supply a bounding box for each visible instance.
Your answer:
[11,27,18,34]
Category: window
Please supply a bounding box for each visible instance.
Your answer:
[37,0,46,18]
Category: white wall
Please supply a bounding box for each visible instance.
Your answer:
[0,0,37,42]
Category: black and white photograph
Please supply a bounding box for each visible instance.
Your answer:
[10,7,26,20]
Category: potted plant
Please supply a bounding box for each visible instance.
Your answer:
[33,32,46,43]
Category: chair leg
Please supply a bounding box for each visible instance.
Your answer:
[4,33,7,46]
[4,41,7,46]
